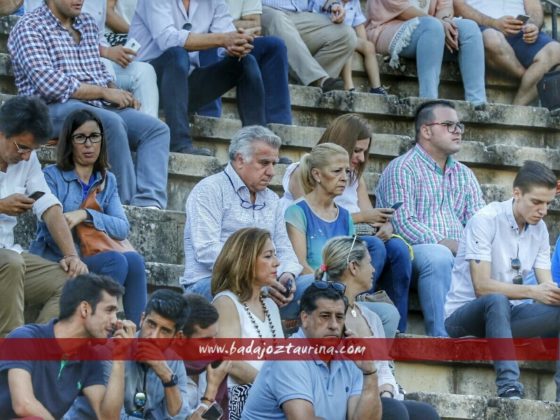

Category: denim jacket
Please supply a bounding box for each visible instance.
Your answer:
[29,164,130,261]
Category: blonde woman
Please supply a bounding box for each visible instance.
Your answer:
[285,143,400,338]
[319,236,440,420]
[211,227,283,419]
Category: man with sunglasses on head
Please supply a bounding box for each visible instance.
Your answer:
[0,96,88,338]
[182,126,303,313]
[376,100,485,337]
[445,161,560,401]
[242,282,381,419]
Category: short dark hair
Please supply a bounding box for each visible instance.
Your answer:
[144,289,190,332]
[0,96,52,143]
[414,100,455,141]
[56,109,109,172]
[299,284,346,315]
[182,294,219,337]
[513,160,557,193]
[59,274,124,321]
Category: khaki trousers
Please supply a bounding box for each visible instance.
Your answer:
[0,250,67,337]
[261,7,357,86]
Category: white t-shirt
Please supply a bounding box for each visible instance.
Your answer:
[445,198,551,319]
[225,0,262,20]
[465,0,526,20]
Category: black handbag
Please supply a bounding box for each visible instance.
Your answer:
[537,65,560,110]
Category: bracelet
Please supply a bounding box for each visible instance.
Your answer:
[362,369,378,376]
[380,390,394,398]
[201,396,215,404]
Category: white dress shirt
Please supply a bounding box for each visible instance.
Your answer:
[129,0,236,73]
[0,152,60,252]
[465,0,526,19]
[445,198,551,318]
[182,163,302,285]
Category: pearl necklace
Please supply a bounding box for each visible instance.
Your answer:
[242,295,277,338]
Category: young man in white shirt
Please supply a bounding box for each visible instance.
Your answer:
[0,96,88,338]
[445,160,560,400]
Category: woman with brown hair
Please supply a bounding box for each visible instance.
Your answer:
[282,114,412,333]
[211,227,283,419]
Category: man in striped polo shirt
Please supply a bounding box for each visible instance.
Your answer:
[376,100,485,337]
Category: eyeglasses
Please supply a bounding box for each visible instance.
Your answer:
[310,281,347,296]
[130,391,146,418]
[224,171,266,211]
[182,22,192,30]
[346,235,358,265]
[13,140,34,154]
[511,258,523,285]
[425,121,465,134]
[71,132,103,144]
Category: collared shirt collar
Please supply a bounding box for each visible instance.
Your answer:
[41,4,85,32]
[414,144,457,175]
[505,197,528,233]
[60,169,102,185]
[224,162,268,206]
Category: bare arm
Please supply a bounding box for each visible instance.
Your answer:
[397,6,428,20]
[288,166,305,201]
[286,224,314,275]
[213,296,259,384]
[524,0,544,28]
[71,84,137,109]
[8,369,55,420]
[354,178,393,225]
[347,375,381,420]
[42,204,88,277]
[470,260,560,304]
[106,0,130,33]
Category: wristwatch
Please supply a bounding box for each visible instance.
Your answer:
[162,373,178,387]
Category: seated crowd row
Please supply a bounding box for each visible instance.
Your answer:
[3,91,560,418]
[2,0,559,211]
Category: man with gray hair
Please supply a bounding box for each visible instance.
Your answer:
[182,125,302,311]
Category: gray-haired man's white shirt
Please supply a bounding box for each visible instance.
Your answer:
[445,198,551,319]
[181,163,302,285]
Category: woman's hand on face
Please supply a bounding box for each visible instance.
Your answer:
[64,209,88,229]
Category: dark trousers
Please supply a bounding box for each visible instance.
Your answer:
[197,36,292,125]
[150,47,265,152]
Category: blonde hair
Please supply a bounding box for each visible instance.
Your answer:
[314,236,369,282]
[211,228,272,302]
[317,114,372,184]
[299,143,349,194]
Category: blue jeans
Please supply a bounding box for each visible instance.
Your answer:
[150,47,266,152]
[412,244,454,337]
[375,238,413,333]
[48,100,169,208]
[83,251,147,326]
[196,37,292,125]
[400,16,486,105]
[445,294,560,399]
[186,274,400,338]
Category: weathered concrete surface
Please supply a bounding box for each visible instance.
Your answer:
[405,392,560,419]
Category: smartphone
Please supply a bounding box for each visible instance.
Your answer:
[201,402,224,420]
[116,311,126,321]
[28,191,45,200]
[516,14,530,24]
[282,278,293,298]
[124,37,141,53]
[391,201,403,211]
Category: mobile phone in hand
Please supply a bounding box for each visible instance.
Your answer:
[282,278,293,298]
[210,359,223,369]
[124,37,141,53]
[201,402,224,420]
[391,201,403,211]
[516,14,530,24]
[28,191,45,200]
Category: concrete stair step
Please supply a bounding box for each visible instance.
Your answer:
[405,392,560,420]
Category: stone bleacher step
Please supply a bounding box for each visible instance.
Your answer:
[405,392,560,420]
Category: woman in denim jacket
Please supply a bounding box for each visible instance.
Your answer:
[30,109,146,325]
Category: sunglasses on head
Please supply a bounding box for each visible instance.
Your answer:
[310,281,346,296]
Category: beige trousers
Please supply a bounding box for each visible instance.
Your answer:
[0,250,67,337]
[261,7,357,86]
